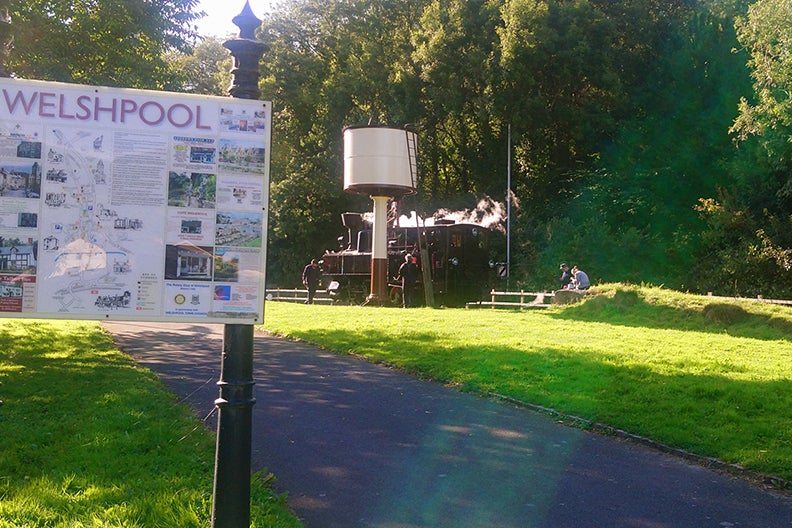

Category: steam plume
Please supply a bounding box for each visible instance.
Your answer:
[397,196,508,232]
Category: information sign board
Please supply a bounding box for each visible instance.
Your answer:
[0,78,270,323]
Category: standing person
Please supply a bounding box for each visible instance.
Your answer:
[302,259,320,304]
[571,265,590,290]
[559,263,573,289]
[397,253,418,308]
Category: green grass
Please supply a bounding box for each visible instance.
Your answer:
[0,319,302,528]
[261,284,792,481]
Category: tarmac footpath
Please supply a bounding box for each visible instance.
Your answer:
[102,320,792,528]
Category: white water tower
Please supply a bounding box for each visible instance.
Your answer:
[343,125,417,303]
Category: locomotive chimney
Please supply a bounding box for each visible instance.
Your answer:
[343,126,417,304]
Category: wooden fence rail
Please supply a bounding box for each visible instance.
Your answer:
[706,292,792,306]
[265,288,334,304]
[465,290,555,310]
[265,288,792,309]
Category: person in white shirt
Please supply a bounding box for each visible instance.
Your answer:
[571,265,590,290]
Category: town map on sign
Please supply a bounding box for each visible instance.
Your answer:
[37,126,164,314]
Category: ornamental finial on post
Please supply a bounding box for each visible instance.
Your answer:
[224,1,266,100]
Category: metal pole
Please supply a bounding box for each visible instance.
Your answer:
[506,124,511,290]
[213,325,255,527]
[212,3,265,527]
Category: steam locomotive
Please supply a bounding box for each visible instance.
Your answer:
[320,212,499,306]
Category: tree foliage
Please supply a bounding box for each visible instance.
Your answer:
[6,1,790,295]
[259,0,775,294]
[731,0,792,158]
[533,2,755,289]
[688,0,792,297]
[258,0,432,285]
[7,0,201,89]
[165,36,232,96]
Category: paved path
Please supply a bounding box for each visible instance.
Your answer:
[102,321,792,528]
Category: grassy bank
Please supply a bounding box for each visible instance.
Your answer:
[261,284,792,481]
[0,319,302,528]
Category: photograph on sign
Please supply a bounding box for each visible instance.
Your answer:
[0,77,270,324]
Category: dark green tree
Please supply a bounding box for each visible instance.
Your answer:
[498,0,622,215]
[512,1,754,291]
[7,0,201,88]
[411,0,503,201]
[165,36,232,96]
[692,0,792,297]
[254,0,779,295]
[259,0,429,285]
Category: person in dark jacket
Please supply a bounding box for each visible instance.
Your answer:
[302,259,320,304]
[559,263,572,289]
[397,254,418,308]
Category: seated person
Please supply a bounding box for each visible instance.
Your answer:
[559,263,572,289]
[571,266,590,290]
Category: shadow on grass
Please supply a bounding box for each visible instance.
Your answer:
[0,321,217,526]
[284,324,792,480]
[549,288,792,341]
[41,318,792,526]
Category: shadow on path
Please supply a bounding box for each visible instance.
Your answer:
[103,321,792,528]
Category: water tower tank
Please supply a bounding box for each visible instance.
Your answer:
[343,125,417,197]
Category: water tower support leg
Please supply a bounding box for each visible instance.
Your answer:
[368,195,389,303]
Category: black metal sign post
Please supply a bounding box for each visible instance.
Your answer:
[212,324,255,527]
[212,3,266,527]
